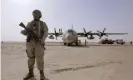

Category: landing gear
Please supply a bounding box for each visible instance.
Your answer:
[64,43,66,45]
[75,42,78,46]
[85,39,87,46]
[63,43,72,46]
[67,43,72,46]
[63,40,81,46]
[78,40,81,45]
[64,43,72,46]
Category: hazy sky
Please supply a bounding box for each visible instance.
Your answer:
[1,0,133,42]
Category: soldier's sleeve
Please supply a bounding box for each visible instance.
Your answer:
[21,22,31,36]
[42,22,48,41]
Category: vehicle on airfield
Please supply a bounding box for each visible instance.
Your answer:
[116,39,125,45]
[99,38,125,45]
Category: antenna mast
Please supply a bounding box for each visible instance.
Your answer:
[72,24,73,30]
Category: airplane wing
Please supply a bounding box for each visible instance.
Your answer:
[103,33,128,35]
[96,28,128,39]
[48,33,63,35]
[77,32,98,36]
[77,32,127,36]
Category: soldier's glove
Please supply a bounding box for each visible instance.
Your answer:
[21,30,27,35]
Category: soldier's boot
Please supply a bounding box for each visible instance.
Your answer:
[40,70,47,80]
[23,68,34,80]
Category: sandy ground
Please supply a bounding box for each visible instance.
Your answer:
[1,42,133,80]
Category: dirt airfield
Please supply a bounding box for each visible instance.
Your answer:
[1,42,133,80]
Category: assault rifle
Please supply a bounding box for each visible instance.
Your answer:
[19,22,45,49]
[19,22,39,42]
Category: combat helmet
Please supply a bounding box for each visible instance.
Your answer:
[32,9,42,18]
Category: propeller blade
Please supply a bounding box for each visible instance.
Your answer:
[83,28,87,33]
[105,34,108,37]
[97,30,102,33]
[54,28,56,34]
[88,31,92,33]
[59,29,60,33]
[87,36,89,39]
[59,28,62,33]
[56,37,57,40]
[61,28,62,33]
[60,28,62,33]
[103,28,106,33]
[54,28,58,40]
[99,36,102,39]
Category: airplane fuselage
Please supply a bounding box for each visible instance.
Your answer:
[48,27,128,46]
[62,29,78,45]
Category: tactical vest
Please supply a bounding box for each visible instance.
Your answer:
[29,20,44,40]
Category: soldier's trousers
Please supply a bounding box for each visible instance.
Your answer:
[26,41,44,70]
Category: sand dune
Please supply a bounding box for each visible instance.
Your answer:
[1,42,133,80]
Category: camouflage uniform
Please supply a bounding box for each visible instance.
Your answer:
[25,20,48,70]
[21,10,48,80]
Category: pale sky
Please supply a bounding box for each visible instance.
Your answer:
[1,0,133,42]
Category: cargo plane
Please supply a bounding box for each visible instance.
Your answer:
[48,26,128,46]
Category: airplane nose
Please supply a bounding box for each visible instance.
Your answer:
[67,35,74,40]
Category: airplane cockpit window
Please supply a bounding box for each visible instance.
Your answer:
[63,29,77,35]
[67,29,77,35]
[68,29,74,33]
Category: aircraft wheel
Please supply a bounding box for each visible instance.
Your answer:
[68,43,72,46]
[75,42,78,46]
[64,43,66,45]
[121,43,124,45]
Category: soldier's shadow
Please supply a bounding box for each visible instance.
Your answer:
[28,77,49,80]
[28,77,37,80]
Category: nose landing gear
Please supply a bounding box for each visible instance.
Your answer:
[64,43,67,45]
[63,40,81,46]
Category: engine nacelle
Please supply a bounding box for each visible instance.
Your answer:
[48,35,54,39]
[89,35,94,39]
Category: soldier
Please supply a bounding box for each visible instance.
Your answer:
[130,41,132,45]
[21,9,48,80]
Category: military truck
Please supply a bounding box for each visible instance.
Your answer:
[99,38,125,45]
[99,38,115,44]
[116,39,125,45]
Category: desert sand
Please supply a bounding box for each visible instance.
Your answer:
[1,42,133,80]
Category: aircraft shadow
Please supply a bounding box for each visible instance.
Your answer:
[45,42,132,47]
[67,45,90,48]
[66,44,132,47]
[88,44,132,46]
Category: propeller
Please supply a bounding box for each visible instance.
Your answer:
[59,28,63,33]
[61,28,62,33]
[54,28,63,40]
[97,28,108,39]
[59,29,61,33]
[59,29,60,33]
[83,28,92,39]
[103,28,106,33]
[54,28,58,40]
